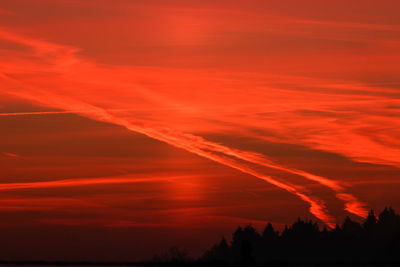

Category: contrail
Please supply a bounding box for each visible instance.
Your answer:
[0,175,176,191]
[0,73,355,227]
[0,111,72,116]
[194,141,368,217]
[0,105,368,217]
[0,28,369,225]
[0,76,337,227]
[2,152,18,157]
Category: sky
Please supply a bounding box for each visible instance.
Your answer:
[0,0,400,261]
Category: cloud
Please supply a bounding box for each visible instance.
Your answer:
[4,24,399,226]
[2,152,18,157]
[0,28,339,227]
[0,76,337,227]
[0,111,71,116]
[0,174,181,191]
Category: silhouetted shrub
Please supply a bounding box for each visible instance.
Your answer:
[153,246,191,262]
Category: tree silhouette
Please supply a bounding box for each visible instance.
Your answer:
[202,237,230,262]
[201,207,400,263]
[363,209,377,232]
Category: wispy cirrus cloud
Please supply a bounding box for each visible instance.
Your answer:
[0,28,381,227]
[1,2,400,260]
[2,152,18,157]
[0,174,176,191]
[0,111,70,116]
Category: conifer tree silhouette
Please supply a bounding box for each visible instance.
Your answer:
[201,207,400,263]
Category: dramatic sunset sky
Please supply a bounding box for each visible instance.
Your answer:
[1,0,400,261]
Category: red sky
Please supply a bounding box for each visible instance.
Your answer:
[0,0,400,261]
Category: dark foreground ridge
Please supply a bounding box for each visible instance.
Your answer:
[0,260,400,266]
[1,208,400,266]
[1,261,400,266]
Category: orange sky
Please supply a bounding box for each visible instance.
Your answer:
[0,0,400,261]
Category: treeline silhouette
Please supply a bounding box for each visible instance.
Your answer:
[201,207,400,263]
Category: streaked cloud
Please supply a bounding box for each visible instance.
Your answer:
[2,152,18,157]
[0,0,399,238]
